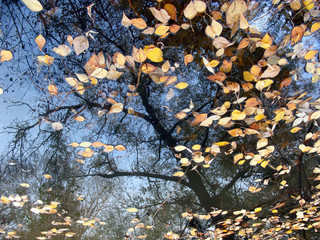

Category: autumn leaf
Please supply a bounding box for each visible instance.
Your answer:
[184,54,194,66]
[155,25,170,36]
[237,38,250,50]
[73,36,89,55]
[131,18,147,30]
[127,208,139,213]
[291,26,304,44]
[52,122,63,131]
[279,77,292,90]
[0,50,13,62]
[35,35,45,51]
[260,65,280,78]
[164,4,177,21]
[173,171,184,177]
[226,0,247,28]
[184,1,197,20]
[257,138,268,149]
[175,82,189,89]
[115,145,126,151]
[109,103,123,114]
[311,22,320,33]
[21,0,43,12]
[20,183,30,188]
[43,174,52,179]
[149,7,170,24]
[48,84,58,95]
[304,50,318,60]
[145,47,163,62]
[53,44,72,57]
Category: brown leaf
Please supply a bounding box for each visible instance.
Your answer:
[279,77,292,90]
[237,38,250,50]
[239,12,249,29]
[291,26,304,44]
[35,35,45,51]
[164,4,177,21]
[73,35,89,56]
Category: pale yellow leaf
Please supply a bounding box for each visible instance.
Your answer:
[184,1,197,20]
[53,44,71,57]
[20,183,30,188]
[257,138,268,149]
[73,36,89,56]
[175,145,186,152]
[0,50,13,62]
[43,174,52,179]
[127,208,139,213]
[173,171,184,177]
[109,103,123,114]
[21,0,43,12]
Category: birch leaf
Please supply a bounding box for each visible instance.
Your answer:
[21,0,43,12]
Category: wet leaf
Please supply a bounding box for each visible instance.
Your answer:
[53,44,71,57]
[290,0,301,10]
[73,36,89,55]
[149,7,170,24]
[109,103,123,114]
[52,122,63,131]
[184,54,194,66]
[21,0,43,12]
[279,77,292,90]
[260,65,280,78]
[164,4,177,21]
[48,84,58,95]
[175,145,186,152]
[43,174,52,179]
[173,171,184,177]
[304,50,318,60]
[20,183,30,188]
[237,38,250,50]
[194,1,206,13]
[0,50,13,62]
[155,25,170,36]
[131,18,147,29]
[226,0,247,27]
[175,82,189,89]
[291,26,304,44]
[239,12,249,29]
[74,116,85,122]
[35,35,45,51]
[127,208,139,213]
[184,1,197,20]
[146,47,163,62]
[257,138,268,149]
[311,22,320,33]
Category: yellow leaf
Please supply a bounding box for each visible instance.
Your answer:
[43,174,52,179]
[38,55,54,65]
[304,50,318,60]
[109,103,123,114]
[234,153,243,164]
[146,47,163,62]
[239,12,249,29]
[35,35,45,51]
[310,111,320,120]
[215,141,230,146]
[115,145,126,151]
[231,110,246,120]
[65,232,76,238]
[104,145,114,153]
[254,207,262,213]
[238,160,245,165]
[175,82,189,89]
[261,160,269,168]
[303,0,314,10]
[291,127,302,133]
[48,84,58,95]
[0,50,13,62]
[243,71,254,82]
[80,142,92,148]
[192,144,201,150]
[127,208,139,213]
[74,116,85,122]
[257,138,268,149]
[290,0,301,10]
[194,0,206,13]
[20,183,30,188]
[207,60,219,67]
[311,22,320,33]
[255,114,266,121]
[21,0,43,12]
[280,180,287,186]
[173,171,184,177]
[184,54,194,66]
[155,25,170,36]
[0,88,3,95]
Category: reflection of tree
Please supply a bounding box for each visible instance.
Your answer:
[1,0,320,239]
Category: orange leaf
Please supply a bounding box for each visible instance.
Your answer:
[35,35,46,51]
[191,113,207,126]
[291,26,304,44]
[0,50,13,62]
[279,77,292,90]
[237,38,250,50]
[131,18,147,30]
[228,128,244,137]
[184,54,194,66]
[206,72,226,82]
[115,145,126,151]
[48,84,58,95]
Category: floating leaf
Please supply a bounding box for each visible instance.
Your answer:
[109,103,123,114]
[184,54,194,66]
[304,50,318,60]
[73,36,89,56]
[115,145,126,151]
[52,122,63,131]
[21,0,43,12]
[127,208,139,213]
[20,183,30,188]
[184,1,197,20]
[311,22,320,33]
[146,47,163,62]
[43,174,52,179]
[131,18,147,30]
[175,82,189,89]
[121,13,131,27]
[155,25,170,36]
[164,4,177,21]
[257,138,268,149]
[0,50,13,62]
[173,171,184,177]
[74,116,85,122]
[175,145,186,152]
[48,84,58,95]
[53,44,72,57]
[38,55,54,65]
[35,35,45,50]
[149,7,171,24]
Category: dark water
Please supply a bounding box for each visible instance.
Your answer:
[1,0,320,239]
